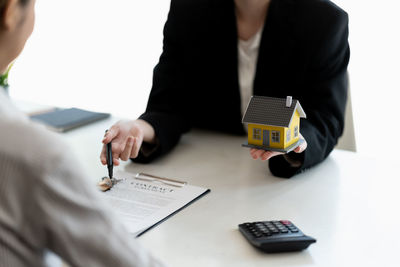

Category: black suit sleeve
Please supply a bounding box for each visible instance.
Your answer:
[133,0,193,163]
[269,8,350,178]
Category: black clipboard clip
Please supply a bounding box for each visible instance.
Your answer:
[134,173,187,188]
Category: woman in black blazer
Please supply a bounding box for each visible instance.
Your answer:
[101,0,350,178]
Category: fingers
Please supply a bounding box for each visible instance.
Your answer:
[115,136,143,161]
[294,146,302,153]
[102,125,119,144]
[111,140,127,166]
[100,145,107,165]
[130,137,143,159]
[100,141,121,166]
[250,148,264,159]
[261,151,274,161]
[100,125,118,165]
[102,122,128,164]
[294,136,308,153]
[250,149,284,161]
[100,142,122,165]
[120,137,134,161]
[261,151,283,160]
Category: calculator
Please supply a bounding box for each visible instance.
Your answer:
[238,220,316,253]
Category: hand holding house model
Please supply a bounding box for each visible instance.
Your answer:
[242,96,307,153]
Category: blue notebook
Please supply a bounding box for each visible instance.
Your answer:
[30,108,110,132]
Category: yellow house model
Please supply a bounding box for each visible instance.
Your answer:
[242,96,307,153]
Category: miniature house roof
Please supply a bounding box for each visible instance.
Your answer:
[242,96,306,128]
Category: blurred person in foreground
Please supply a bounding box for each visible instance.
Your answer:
[0,0,165,266]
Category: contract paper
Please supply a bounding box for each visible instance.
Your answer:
[101,170,209,236]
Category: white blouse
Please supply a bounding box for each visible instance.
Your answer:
[238,26,264,125]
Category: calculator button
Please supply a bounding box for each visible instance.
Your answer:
[280,229,289,233]
[280,220,291,225]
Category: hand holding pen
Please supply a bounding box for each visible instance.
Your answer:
[100,120,156,166]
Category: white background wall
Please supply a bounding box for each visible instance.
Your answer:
[9,0,400,157]
[10,0,170,119]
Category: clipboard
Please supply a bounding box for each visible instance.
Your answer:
[101,170,210,237]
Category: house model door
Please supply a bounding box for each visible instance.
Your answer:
[263,130,270,147]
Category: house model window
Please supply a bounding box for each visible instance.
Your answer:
[242,95,307,153]
[253,128,262,140]
[272,131,280,143]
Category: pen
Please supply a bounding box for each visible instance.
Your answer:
[105,130,113,179]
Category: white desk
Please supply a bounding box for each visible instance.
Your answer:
[60,118,400,267]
